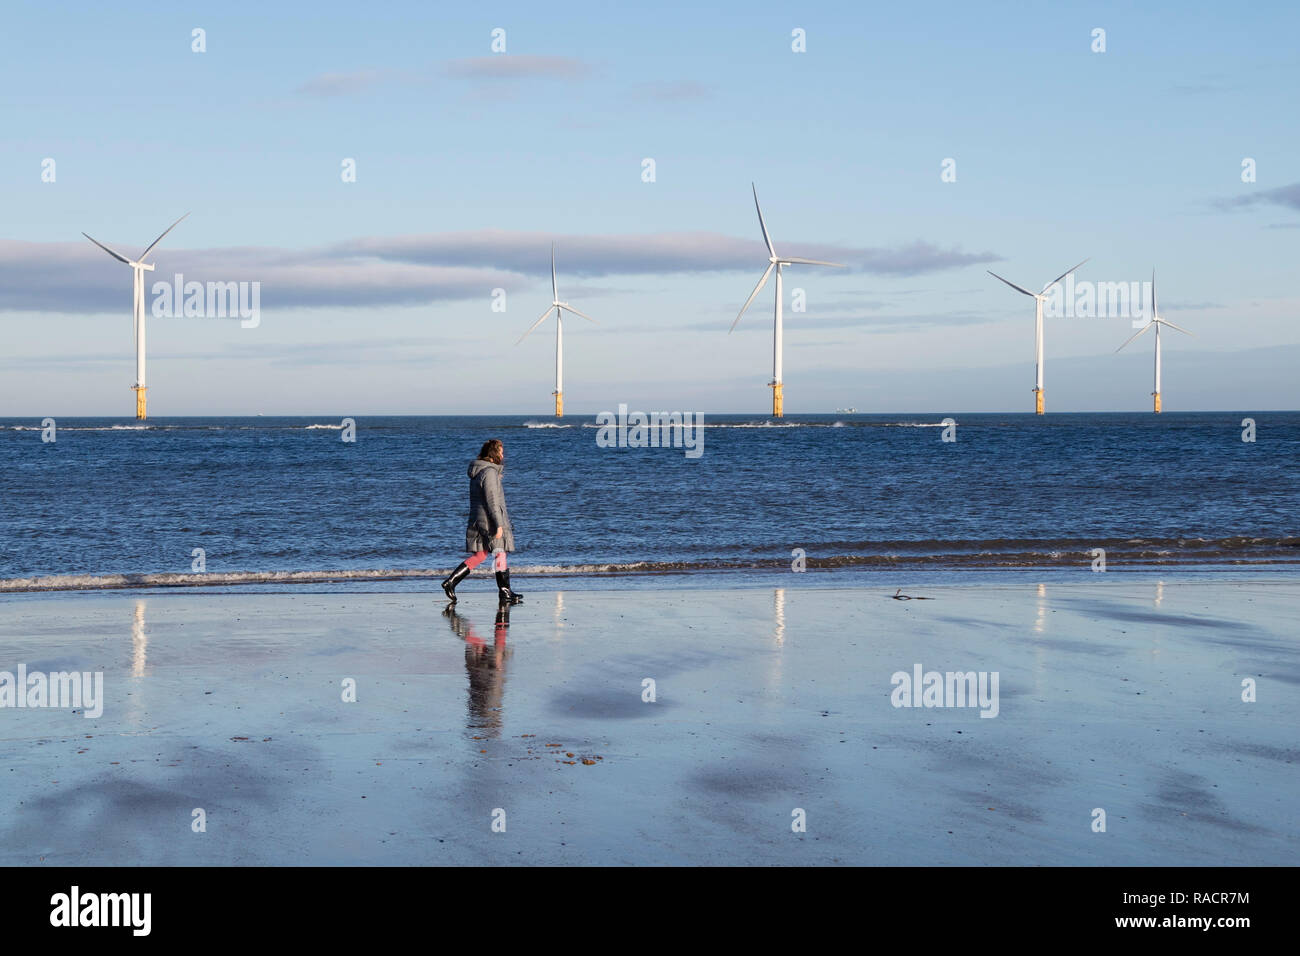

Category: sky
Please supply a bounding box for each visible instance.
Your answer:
[2,0,1297,416]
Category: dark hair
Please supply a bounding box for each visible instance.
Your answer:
[477,439,504,464]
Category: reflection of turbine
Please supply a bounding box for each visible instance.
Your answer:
[764,587,787,702]
[132,600,148,677]
[554,591,566,641]
[1034,582,1047,635]
[773,587,786,645]
[1151,580,1165,658]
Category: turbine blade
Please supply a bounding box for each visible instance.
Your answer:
[1041,257,1089,294]
[752,183,775,258]
[551,243,557,302]
[82,233,132,265]
[139,212,190,262]
[782,256,846,268]
[516,306,555,345]
[1158,318,1194,336]
[1151,268,1158,319]
[730,262,775,332]
[1115,322,1153,352]
[987,271,1035,297]
[560,303,597,323]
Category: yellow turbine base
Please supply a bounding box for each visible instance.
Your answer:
[554,391,563,418]
[1153,392,1161,414]
[1034,388,1044,415]
[134,386,147,420]
[770,382,783,418]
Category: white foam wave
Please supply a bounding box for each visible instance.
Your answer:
[7,425,156,431]
[0,563,667,592]
[579,420,804,429]
[0,569,438,592]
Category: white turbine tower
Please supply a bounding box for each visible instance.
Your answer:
[82,213,189,420]
[987,257,1089,415]
[730,184,845,417]
[516,244,598,418]
[1116,270,1193,413]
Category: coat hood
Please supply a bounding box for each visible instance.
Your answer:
[468,458,501,479]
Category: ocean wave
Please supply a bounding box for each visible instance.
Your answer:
[522,421,573,429]
[568,420,953,429]
[5,423,365,432]
[4,539,1298,592]
[579,420,803,429]
[6,425,157,431]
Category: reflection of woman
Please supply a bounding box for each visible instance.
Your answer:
[441,439,523,605]
[443,605,512,736]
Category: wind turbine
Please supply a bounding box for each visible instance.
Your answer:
[82,213,189,420]
[730,184,845,418]
[1116,270,1193,413]
[516,244,597,418]
[988,257,1089,414]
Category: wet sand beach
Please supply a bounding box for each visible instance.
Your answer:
[1,579,1296,865]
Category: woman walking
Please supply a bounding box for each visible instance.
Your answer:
[441,439,523,605]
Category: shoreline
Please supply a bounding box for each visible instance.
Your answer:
[4,561,1300,595]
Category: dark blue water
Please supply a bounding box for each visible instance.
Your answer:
[1,413,1296,589]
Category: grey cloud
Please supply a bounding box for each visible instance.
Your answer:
[677,310,1000,333]
[638,81,710,101]
[1163,300,1226,311]
[741,311,1000,331]
[294,56,588,99]
[331,231,999,278]
[1170,76,1238,96]
[808,299,892,313]
[0,229,999,315]
[0,240,522,314]
[441,56,589,80]
[1215,182,1300,212]
[295,70,388,97]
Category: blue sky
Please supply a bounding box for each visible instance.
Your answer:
[2,0,1297,415]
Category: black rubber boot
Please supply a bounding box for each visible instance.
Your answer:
[441,562,472,603]
[495,569,523,605]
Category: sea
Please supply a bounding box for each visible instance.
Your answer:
[1,412,1296,592]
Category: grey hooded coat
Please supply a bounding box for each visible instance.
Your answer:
[464,458,515,553]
